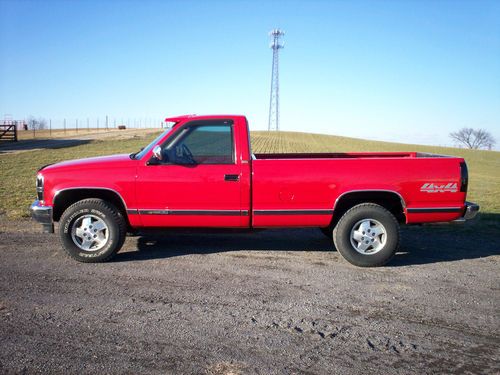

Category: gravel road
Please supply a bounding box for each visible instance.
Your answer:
[0,219,499,374]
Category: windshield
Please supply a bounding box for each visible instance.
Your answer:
[132,127,174,160]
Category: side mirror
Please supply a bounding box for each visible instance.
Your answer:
[152,145,162,160]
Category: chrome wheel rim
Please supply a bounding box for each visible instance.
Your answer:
[71,215,109,251]
[350,218,387,255]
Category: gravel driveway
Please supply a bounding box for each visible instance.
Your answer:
[0,219,499,374]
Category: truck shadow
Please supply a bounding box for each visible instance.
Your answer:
[389,215,500,266]
[113,215,500,266]
[115,228,333,262]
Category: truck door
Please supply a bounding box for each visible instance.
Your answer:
[134,119,248,227]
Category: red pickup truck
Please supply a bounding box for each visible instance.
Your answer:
[31,114,479,267]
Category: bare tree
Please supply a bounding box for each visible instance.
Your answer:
[450,128,496,149]
[26,116,47,130]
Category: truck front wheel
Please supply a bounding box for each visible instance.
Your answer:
[333,203,399,267]
[58,198,126,262]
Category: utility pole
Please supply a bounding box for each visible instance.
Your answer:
[267,29,284,131]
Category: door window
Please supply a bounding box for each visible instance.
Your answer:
[165,124,234,164]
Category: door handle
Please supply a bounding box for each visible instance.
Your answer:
[224,174,240,182]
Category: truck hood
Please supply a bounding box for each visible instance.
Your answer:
[42,154,133,172]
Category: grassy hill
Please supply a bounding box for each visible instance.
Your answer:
[0,130,498,221]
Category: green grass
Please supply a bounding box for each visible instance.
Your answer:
[0,131,498,224]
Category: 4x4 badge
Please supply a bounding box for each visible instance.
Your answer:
[420,182,458,193]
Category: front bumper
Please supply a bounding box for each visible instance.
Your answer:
[30,200,54,233]
[453,201,480,224]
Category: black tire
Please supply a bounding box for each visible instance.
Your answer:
[333,203,399,267]
[59,198,126,263]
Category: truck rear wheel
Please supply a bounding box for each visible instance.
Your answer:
[333,203,399,267]
[59,199,126,263]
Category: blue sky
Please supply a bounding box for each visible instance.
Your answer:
[1,0,499,147]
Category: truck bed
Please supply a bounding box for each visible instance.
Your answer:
[251,152,465,227]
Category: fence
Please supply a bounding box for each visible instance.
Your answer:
[0,124,18,142]
[14,116,167,139]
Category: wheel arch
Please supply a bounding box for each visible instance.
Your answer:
[53,188,129,226]
[332,190,406,226]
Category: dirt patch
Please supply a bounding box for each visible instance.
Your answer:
[0,218,499,374]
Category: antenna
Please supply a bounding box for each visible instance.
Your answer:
[267,29,284,131]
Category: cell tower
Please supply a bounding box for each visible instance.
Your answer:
[267,29,284,131]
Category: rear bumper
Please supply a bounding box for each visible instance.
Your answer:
[463,201,480,220]
[453,201,480,224]
[30,200,54,233]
